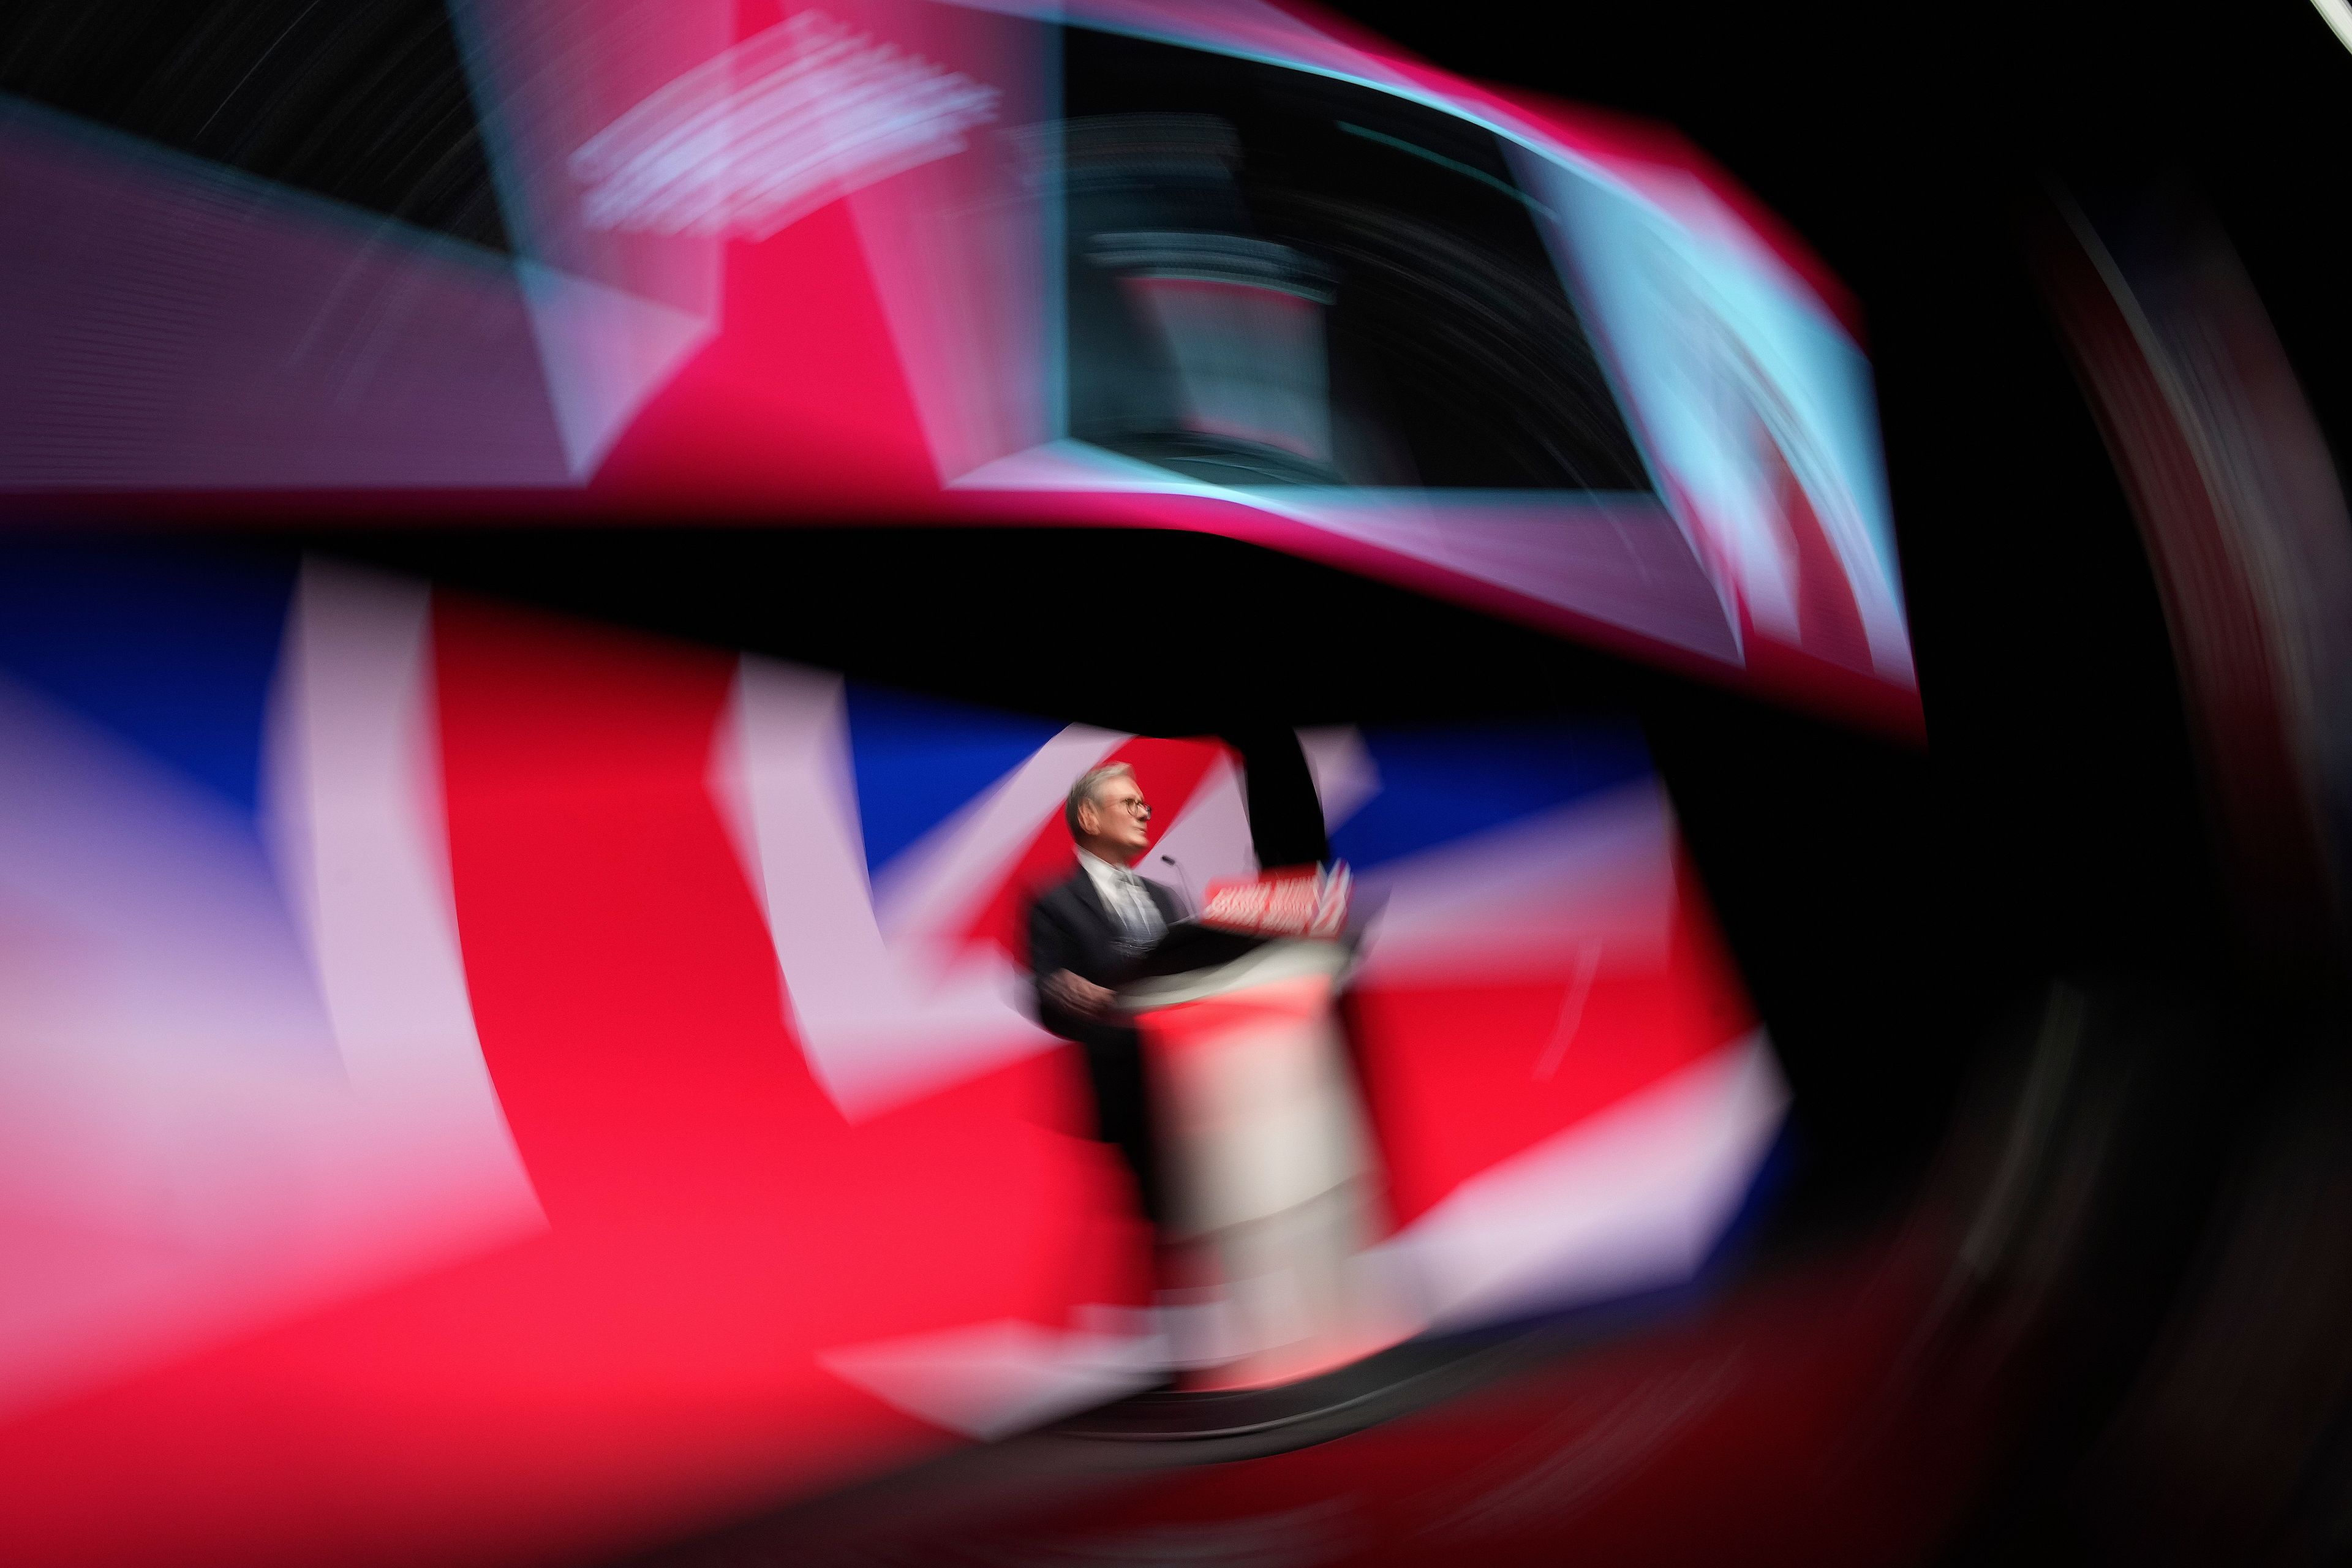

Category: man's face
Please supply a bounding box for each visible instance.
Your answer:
[1084,775,1152,862]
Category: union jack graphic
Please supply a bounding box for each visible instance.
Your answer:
[0,540,1782,1542]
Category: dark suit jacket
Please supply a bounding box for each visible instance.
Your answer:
[1027,865,1184,1049]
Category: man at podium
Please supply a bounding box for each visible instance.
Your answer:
[1027,760,1407,1390]
[1027,762,1185,1232]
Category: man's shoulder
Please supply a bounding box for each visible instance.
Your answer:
[1028,867,1090,913]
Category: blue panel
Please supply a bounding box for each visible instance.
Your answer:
[1328,717,1654,870]
[0,538,296,816]
[843,680,1064,878]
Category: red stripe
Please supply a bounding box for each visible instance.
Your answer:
[1351,848,1761,1227]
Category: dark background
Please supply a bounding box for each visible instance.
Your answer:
[4,0,2346,1247]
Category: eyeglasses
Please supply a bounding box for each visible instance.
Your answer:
[1104,797,1152,819]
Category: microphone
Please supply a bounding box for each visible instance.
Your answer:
[1158,853,1199,915]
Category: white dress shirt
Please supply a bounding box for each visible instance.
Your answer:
[1077,848,1167,944]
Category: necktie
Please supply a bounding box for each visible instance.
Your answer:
[1115,870,1162,942]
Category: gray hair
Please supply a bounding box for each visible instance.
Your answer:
[1065,762,1136,839]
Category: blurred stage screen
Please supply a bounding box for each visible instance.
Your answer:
[0,0,1913,731]
[0,537,1779,1565]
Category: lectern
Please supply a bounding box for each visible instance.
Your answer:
[1118,870,1415,1390]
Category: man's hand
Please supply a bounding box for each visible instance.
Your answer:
[1044,970,1118,1020]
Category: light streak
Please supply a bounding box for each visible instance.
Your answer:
[2313,0,2352,55]
[571,12,998,240]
